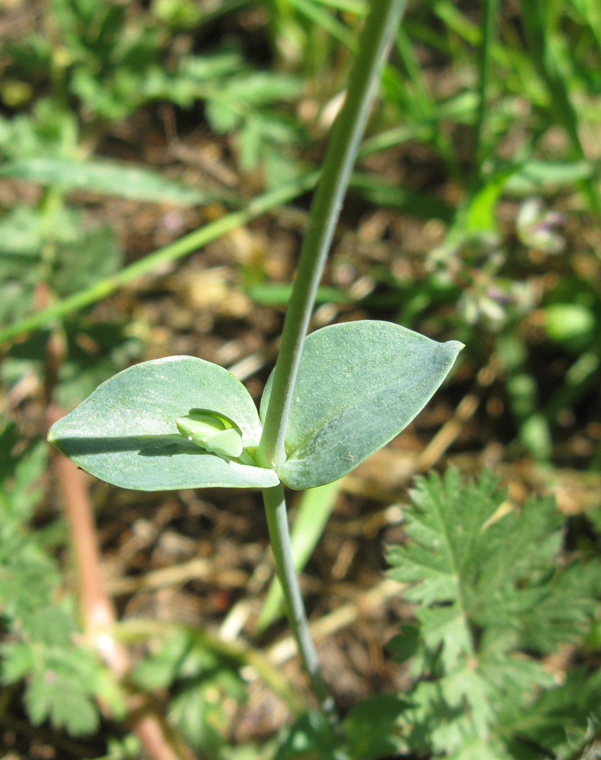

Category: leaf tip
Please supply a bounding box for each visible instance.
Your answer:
[441,339,464,368]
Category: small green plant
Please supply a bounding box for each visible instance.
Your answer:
[273,469,601,760]
[47,0,462,727]
[387,469,601,759]
[1,0,304,186]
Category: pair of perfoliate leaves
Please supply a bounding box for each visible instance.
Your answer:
[48,321,463,491]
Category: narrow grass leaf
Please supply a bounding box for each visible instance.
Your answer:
[0,158,210,205]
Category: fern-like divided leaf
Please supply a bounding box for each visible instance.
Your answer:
[388,469,601,760]
[0,424,103,737]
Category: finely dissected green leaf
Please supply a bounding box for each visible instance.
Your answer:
[48,356,279,490]
[0,206,44,259]
[2,636,103,737]
[0,206,45,325]
[261,321,462,489]
[18,645,101,736]
[344,694,408,759]
[389,468,503,608]
[0,157,208,205]
[389,470,601,757]
[0,204,122,327]
[395,680,463,756]
[487,560,601,654]
[389,470,598,660]
[498,667,601,758]
[201,70,304,178]
[0,432,103,737]
[405,672,514,759]
[52,224,122,296]
[0,423,47,523]
[0,537,62,636]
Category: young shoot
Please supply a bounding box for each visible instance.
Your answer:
[46,0,457,725]
[176,409,244,459]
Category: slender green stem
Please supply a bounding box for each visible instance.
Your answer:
[256,0,407,722]
[116,616,310,716]
[2,120,438,349]
[262,484,337,720]
[0,172,318,347]
[257,0,408,469]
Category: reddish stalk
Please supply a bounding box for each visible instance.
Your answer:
[40,282,195,760]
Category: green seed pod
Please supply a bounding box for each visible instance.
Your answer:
[176,409,243,458]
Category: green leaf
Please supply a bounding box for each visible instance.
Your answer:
[23,646,101,736]
[502,667,601,757]
[344,694,408,759]
[0,539,62,639]
[387,624,420,664]
[134,629,247,755]
[505,160,595,196]
[1,641,34,683]
[1,636,103,737]
[0,423,47,523]
[48,356,279,490]
[388,470,601,755]
[387,470,589,661]
[389,469,502,610]
[0,157,209,205]
[176,409,244,458]
[273,712,342,760]
[53,224,122,296]
[261,321,462,489]
[0,206,43,258]
[349,172,454,222]
[133,632,192,691]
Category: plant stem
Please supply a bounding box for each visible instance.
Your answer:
[262,483,337,720]
[116,617,310,716]
[257,0,408,469]
[0,171,318,347]
[0,119,432,349]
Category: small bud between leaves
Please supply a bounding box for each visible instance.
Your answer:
[176,409,243,458]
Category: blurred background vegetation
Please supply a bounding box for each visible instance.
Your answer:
[1,0,601,758]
